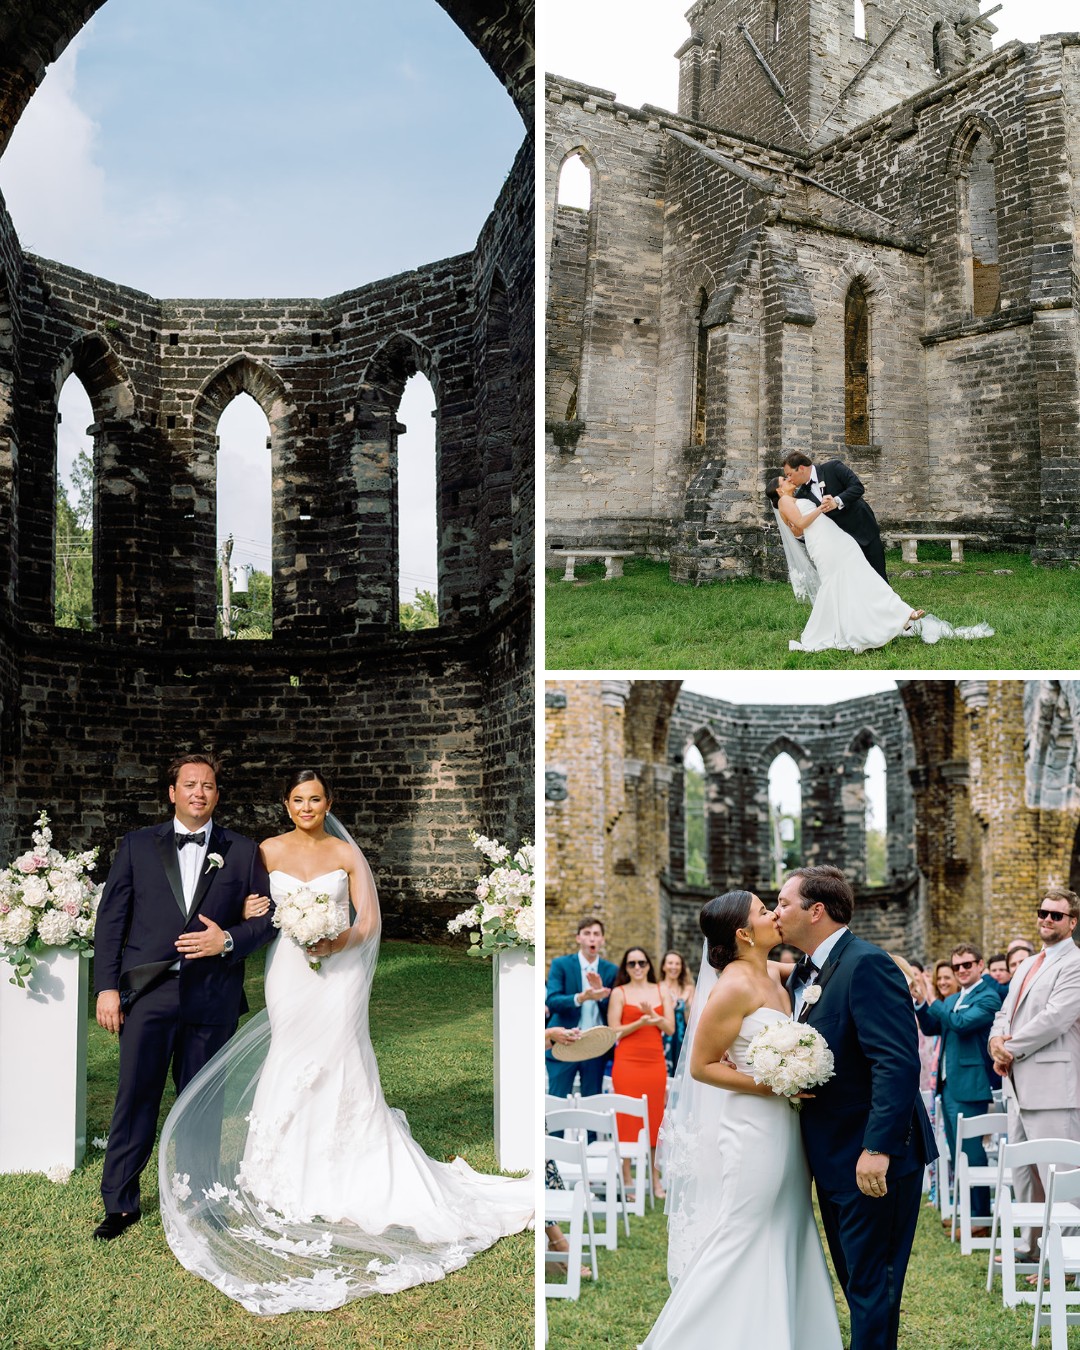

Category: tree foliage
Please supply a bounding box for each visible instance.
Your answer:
[54,450,93,629]
[399,589,439,630]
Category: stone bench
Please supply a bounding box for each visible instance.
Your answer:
[888,533,981,565]
[554,549,636,581]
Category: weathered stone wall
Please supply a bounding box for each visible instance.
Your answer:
[547,15,1080,576]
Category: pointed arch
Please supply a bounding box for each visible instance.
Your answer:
[55,330,136,424]
[845,278,871,446]
[949,116,1003,319]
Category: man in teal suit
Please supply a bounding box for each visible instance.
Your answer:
[916,942,1000,1228]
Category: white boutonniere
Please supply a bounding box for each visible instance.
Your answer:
[206,853,224,872]
[803,985,823,1006]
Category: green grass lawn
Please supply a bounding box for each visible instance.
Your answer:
[546,1196,1080,1348]
[545,549,1080,670]
[0,943,532,1350]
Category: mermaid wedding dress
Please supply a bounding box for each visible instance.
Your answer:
[785,498,993,652]
[159,863,532,1315]
[642,1006,842,1350]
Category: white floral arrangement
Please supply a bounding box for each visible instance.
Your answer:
[744,1019,835,1111]
[446,832,534,958]
[0,811,102,989]
[271,886,345,971]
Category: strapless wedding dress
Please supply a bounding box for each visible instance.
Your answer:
[159,868,532,1315]
[790,498,992,652]
[642,1007,842,1350]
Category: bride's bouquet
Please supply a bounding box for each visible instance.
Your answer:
[0,811,102,988]
[744,1020,834,1110]
[272,887,346,971]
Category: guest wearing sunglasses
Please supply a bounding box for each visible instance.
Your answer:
[916,944,999,1234]
[608,948,674,1199]
[989,889,1080,1259]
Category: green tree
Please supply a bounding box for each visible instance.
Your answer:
[218,565,273,639]
[866,827,888,886]
[684,756,707,886]
[399,589,439,630]
[54,469,93,629]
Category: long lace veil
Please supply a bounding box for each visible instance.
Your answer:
[156,813,528,1314]
[657,940,729,1287]
[773,506,821,602]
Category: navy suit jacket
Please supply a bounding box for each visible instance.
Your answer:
[545,952,619,1045]
[93,820,274,1024]
[792,930,936,1190]
[915,977,998,1102]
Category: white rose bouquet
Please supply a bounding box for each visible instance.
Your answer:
[744,1019,835,1111]
[446,832,534,958]
[271,887,345,971]
[0,811,102,989]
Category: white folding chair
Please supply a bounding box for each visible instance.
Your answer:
[950,1110,1008,1254]
[545,1106,629,1248]
[577,1091,652,1217]
[987,1138,1080,1307]
[1032,1164,1080,1348]
[545,1134,599,1298]
[934,1093,953,1222]
[543,1180,586,1300]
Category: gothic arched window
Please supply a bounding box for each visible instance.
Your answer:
[962,132,1001,318]
[692,287,710,446]
[684,743,708,886]
[55,375,95,629]
[845,280,871,446]
[864,745,887,885]
[216,392,271,638]
[768,751,801,888]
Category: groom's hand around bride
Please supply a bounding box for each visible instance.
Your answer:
[856,1149,890,1198]
[176,914,227,959]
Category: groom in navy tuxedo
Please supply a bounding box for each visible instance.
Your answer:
[92,753,275,1239]
[777,865,935,1350]
[784,451,888,580]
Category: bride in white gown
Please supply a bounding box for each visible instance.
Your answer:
[642,891,842,1350]
[767,474,993,653]
[158,770,532,1315]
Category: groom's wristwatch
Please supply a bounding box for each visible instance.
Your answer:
[221,931,235,956]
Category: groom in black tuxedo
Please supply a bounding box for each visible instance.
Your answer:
[783,451,888,580]
[776,865,935,1350]
[92,753,275,1239]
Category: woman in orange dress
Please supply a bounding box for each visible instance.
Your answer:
[608,948,674,1199]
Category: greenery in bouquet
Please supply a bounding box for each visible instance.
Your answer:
[0,811,102,988]
[447,832,534,958]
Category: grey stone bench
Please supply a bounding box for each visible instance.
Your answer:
[888,533,980,565]
[555,549,636,581]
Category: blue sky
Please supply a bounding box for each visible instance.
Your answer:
[3,0,522,601]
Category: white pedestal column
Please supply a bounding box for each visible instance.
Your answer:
[493,946,534,1172]
[0,949,88,1173]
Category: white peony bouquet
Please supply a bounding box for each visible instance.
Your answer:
[0,811,102,989]
[446,832,534,958]
[271,887,346,971]
[744,1019,835,1110]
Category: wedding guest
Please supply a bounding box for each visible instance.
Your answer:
[546,917,619,1098]
[609,947,674,1199]
[989,889,1080,1259]
[906,960,941,1093]
[988,953,1010,985]
[1007,939,1036,978]
[934,959,959,1000]
[916,944,998,1233]
[659,949,695,1074]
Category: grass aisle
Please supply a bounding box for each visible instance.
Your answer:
[0,942,531,1350]
[545,551,1080,670]
[546,1200,1080,1348]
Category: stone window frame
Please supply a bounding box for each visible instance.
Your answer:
[548,140,603,426]
[841,726,889,888]
[844,278,871,447]
[691,285,711,447]
[948,113,1005,322]
[832,255,892,455]
[760,734,811,892]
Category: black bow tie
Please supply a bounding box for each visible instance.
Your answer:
[791,955,817,987]
[176,831,206,848]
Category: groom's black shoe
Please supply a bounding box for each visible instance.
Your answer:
[93,1210,141,1241]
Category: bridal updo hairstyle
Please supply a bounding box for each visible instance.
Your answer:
[700,890,756,971]
[283,768,333,803]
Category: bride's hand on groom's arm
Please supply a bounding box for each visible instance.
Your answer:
[242,892,271,920]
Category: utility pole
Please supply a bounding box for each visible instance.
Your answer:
[220,535,233,638]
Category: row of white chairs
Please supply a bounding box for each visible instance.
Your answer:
[928,1090,1080,1348]
[544,1091,653,1301]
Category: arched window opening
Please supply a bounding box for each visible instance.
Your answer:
[773,0,781,44]
[684,743,708,886]
[557,153,591,211]
[864,745,887,886]
[845,280,870,446]
[55,374,94,628]
[692,287,710,446]
[711,43,723,92]
[854,0,866,41]
[397,372,439,629]
[966,133,1000,318]
[216,392,271,639]
[932,23,944,76]
[566,385,578,421]
[768,752,801,888]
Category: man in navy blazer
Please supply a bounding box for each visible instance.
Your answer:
[92,753,275,1239]
[778,865,935,1350]
[915,943,999,1227]
[545,916,618,1097]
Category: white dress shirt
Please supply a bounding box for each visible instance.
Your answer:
[174,818,212,914]
[795,926,849,1019]
[576,952,602,1029]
